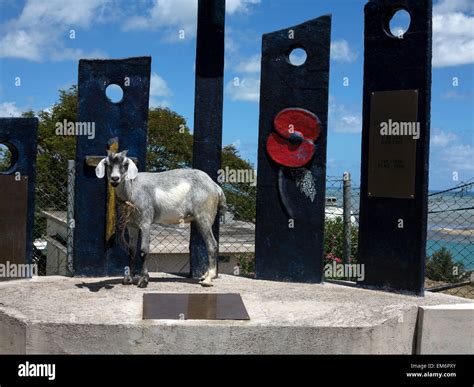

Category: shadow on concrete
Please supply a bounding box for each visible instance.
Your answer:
[75,274,201,292]
[75,279,121,292]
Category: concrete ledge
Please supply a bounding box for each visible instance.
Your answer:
[416,304,474,354]
[0,274,472,354]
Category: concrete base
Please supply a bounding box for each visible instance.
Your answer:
[0,273,472,354]
[417,304,474,354]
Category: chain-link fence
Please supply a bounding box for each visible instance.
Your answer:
[147,172,257,276]
[325,174,359,268]
[31,163,473,299]
[426,181,474,299]
[325,176,474,298]
[32,159,69,276]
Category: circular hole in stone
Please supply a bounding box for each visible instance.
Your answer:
[389,9,411,38]
[288,47,307,66]
[0,143,15,173]
[105,84,124,103]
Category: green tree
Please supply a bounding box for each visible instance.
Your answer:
[23,87,77,249]
[0,144,12,172]
[147,107,193,171]
[426,247,466,283]
[29,85,256,233]
[221,144,256,222]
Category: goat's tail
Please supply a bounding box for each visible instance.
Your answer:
[217,186,227,212]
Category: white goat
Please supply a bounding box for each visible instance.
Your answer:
[95,150,226,287]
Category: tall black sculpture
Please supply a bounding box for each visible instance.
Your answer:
[190,0,226,279]
[74,57,151,276]
[358,0,432,295]
[255,16,331,282]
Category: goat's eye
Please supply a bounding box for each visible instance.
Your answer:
[124,162,129,169]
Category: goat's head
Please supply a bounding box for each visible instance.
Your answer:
[95,150,138,187]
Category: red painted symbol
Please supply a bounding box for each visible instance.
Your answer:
[266,108,320,168]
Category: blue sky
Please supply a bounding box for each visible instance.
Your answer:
[0,0,472,189]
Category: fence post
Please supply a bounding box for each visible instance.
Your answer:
[67,160,75,276]
[343,171,351,266]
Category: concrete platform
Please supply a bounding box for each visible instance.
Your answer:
[0,273,472,354]
[417,304,474,354]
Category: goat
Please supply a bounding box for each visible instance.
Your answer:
[95,150,226,287]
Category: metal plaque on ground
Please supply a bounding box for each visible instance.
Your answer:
[143,293,250,320]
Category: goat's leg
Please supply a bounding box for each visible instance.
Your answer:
[123,225,139,285]
[195,216,218,286]
[137,223,151,288]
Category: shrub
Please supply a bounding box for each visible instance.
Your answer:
[324,217,358,265]
[236,253,255,277]
[426,247,466,283]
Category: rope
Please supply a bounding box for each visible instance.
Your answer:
[116,180,140,254]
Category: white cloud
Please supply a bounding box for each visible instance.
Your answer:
[149,98,171,109]
[16,0,108,27]
[0,0,110,61]
[226,0,261,14]
[432,1,474,67]
[0,102,22,117]
[442,90,471,99]
[123,0,260,40]
[431,128,457,146]
[50,48,107,62]
[225,77,260,102]
[149,72,172,108]
[41,105,54,115]
[235,54,260,73]
[328,97,362,133]
[225,29,239,55]
[150,72,171,97]
[232,139,242,148]
[123,0,197,37]
[437,144,474,172]
[224,26,261,72]
[330,39,357,63]
[0,30,43,61]
[430,123,473,177]
[434,0,474,14]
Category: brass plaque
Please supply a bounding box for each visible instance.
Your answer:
[0,175,28,279]
[143,293,250,320]
[367,90,419,199]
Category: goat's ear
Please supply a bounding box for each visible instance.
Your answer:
[95,158,106,178]
[126,158,138,180]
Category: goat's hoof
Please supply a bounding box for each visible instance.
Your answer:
[199,278,213,287]
[122,275,133,285]
[137,276,149,288]
[200,271,215,281]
